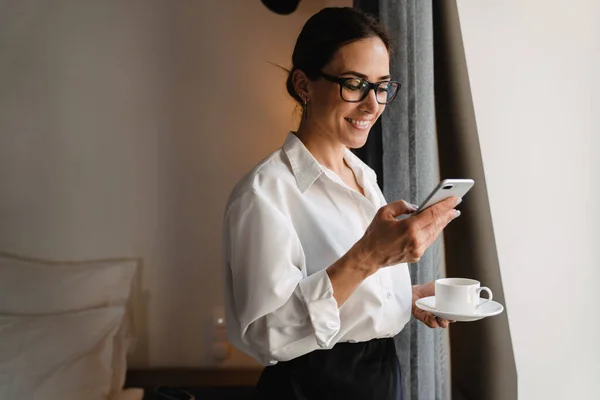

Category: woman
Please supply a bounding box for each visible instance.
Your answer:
[222,7,460,400]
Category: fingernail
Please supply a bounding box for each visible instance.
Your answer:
[410,203,419,210]
[453,210,461,219]
[455,197,462,206]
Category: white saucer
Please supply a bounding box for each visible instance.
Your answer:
[415,296,504,322]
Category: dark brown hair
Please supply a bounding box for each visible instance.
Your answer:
[286,7,391,104]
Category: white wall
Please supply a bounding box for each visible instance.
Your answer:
[457,0,600,398]
[0,1,167,367]
[0,0,349,368]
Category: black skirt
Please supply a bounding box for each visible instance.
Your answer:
[255,338,403,400]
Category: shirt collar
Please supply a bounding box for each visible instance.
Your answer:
[283,132,324,193]
[343,146,378,185]
[283,132,378,193]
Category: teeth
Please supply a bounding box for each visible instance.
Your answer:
[346,118,371,127]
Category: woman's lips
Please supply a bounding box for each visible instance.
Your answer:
[344,117,372,130]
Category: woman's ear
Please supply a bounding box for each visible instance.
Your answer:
[292,69,310,101]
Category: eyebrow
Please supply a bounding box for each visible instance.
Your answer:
[339,70,391,80]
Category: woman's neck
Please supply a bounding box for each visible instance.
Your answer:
[295,122,348,175]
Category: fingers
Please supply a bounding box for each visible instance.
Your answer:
[372,198,461,266]
[381,200,419,219]
[415,308,454,329]
[413,197,460,229]
[424,314,453,329]
[396,198,460,263]
[424,313,439,328]
[415,308,440,328]
[436,317,451,329]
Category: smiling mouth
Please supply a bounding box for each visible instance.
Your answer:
[344,117,372,129]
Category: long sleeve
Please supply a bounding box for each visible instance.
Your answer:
[223,189,342,365]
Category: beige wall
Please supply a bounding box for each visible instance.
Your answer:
[0,0,349,368]
[457,0,600,398]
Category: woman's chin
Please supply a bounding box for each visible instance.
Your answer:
[342,128,370,149]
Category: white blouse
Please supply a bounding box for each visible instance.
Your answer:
[222,132,413,366]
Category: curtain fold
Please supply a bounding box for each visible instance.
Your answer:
[353,1,450,399]
[432,2,517,399]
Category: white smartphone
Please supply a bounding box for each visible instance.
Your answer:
[415,179,475,214]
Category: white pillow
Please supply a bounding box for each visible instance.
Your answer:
[0,252,140,399]
[114,388,144,400]
[0,306,125,400]
[0,252,138,314]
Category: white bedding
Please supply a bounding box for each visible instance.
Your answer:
[114,388,144,400]
[0,252,140,400]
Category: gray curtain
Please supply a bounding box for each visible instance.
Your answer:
[353,1,450,399]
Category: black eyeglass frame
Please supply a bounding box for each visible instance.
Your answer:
[318,72,401,105]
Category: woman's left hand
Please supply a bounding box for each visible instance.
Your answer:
[412,281,453,329]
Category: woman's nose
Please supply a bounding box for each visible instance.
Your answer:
[359,88,380,114]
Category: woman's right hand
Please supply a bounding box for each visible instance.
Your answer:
[352,197,461,272]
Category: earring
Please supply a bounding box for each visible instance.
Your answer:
[302,96,309,120]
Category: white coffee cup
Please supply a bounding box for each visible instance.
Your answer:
[435,278,493,314]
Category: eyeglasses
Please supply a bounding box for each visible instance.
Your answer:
[319,72,401,105]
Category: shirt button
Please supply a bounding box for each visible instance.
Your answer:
[387,292,392,299]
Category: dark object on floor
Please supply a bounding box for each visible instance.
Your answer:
[140,386,255,400]
[125,368,261,399]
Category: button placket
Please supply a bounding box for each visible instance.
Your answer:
[379,268,394,304]
[322,168,375,224]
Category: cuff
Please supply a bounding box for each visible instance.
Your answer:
[298,269,341,348]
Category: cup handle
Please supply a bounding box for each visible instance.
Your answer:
[476,287,493,308]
